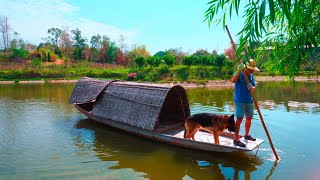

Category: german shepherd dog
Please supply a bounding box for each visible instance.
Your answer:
[184,113,235,144]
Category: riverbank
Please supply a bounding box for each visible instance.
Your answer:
[0,76,318,88]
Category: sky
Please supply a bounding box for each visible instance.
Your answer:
[0,0,244,55]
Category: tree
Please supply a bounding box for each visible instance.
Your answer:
[146,56,155,67]
[127,45,150,62]
[215,54,226,69]
[182,55,194,67]
[72,28,86,48]
[10,32,18,49]
[90,35,101,49]
[163,54,176,66]
[46,27,62,55]
[212,50,218,56]
[165,47,186,64]
[205,0,320,77]
[118,34,127,52]
[153,51,166,57]
[193,49,210,57]
[116,49,129,66]
[60,27,73,61]
[71,28,87,60]
[11,48,29,62]
[0,16,10,52]
[224,46,236,62]
[99,35,111,63]
[82,45,91,60]
[47,52,51,62]
[105,41,118,64]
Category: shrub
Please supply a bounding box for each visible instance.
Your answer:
[31,58,42,68]
[182,56,194,67]
[157,64,169,75]
[163,55,175,66]
[135,56,146,69]
[173,66,189,80]
[11,48,29,61]
[146,56,155,67]
[145,71,161,82]
[127,72,137,81]
[190,66,214,79]
[100,70,126,79]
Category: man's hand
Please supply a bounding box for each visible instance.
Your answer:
[247,83,256,90]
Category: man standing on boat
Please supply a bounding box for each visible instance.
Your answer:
[231,59,260,147]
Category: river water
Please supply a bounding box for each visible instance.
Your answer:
[0,81,319,179]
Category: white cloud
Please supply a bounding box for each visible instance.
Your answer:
[0,0,137,46]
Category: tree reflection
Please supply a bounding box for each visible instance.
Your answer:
[187,81,320,114]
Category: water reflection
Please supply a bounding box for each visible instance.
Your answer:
[265,161,278,180]
[0,81,318,179]
[187,81,320,113]
[75,118,264,179]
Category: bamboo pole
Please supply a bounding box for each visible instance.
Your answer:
[225,25,279,161]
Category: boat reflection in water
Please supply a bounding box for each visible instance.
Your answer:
[75,118,266,179]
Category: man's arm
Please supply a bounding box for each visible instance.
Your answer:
[231,71,240,83]
[231,64,243,83]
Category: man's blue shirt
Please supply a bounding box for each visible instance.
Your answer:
[234,72,256,104]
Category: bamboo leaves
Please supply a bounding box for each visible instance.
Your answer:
[269,0,275,24]
[204,0,320,78]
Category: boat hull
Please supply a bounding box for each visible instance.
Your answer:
[75,104,264,153]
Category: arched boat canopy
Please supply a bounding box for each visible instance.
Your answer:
[70,77,190,132]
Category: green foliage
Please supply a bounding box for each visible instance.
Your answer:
[73,47,83,61]
[163,54,175,66]
[146,56,161,67]
[126,45,150,63]
[135,56,146,68]
[205,0,320,77]
[172,65,189,80]
[153,56,162,67]
[47,52,51,62]
[106,42,118,64]
[156,64,169,75]
[215,54,226,69]
[71,28,86,60]
[145,71,161,82]
[199,55,214,66]
[47,28,62,52]
[146,56,155,67]
[182,54,220,66]
[31,58,42,68]
[153,51,166,57]
[0,62,129,80]
[193,49,210,57]
[182,56,194,67]
[11,48,29,60]
[189,66,213,79]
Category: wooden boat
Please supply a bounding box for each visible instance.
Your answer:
[70,77,264,153]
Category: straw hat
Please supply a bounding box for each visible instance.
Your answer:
[245,59,260,71]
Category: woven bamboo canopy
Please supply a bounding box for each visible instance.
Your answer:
[70,77,190,132]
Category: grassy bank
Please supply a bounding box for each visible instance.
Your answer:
[0,62,129,81]
[1,62,318,84]
[0,62,234,83]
